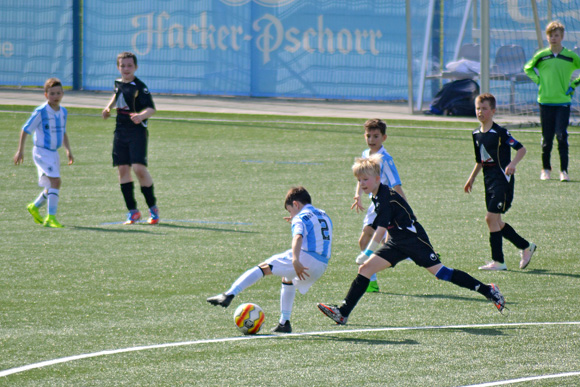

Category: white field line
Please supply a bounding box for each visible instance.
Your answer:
[459,371,580,387]
[1,321,579,378]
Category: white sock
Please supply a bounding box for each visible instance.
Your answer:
[47,188,60,216]
[33,190,47,208]
[226,266,264,296]
[279,282,295,324]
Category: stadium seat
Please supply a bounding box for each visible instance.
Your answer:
[490,44,531,113]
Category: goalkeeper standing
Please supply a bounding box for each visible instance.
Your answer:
[524,21,580,182]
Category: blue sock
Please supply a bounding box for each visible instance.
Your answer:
[370,273,377,282]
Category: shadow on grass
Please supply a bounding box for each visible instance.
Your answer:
[155,223,257,234]
[514,269,580,279]
[69,226,159,234]
[306,335,419,346]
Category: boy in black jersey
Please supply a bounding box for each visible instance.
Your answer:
[317,155,506,325]
[464,93,536,271]
[103,52,159,225]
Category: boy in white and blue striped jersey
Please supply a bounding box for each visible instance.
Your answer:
[14,78,74,228]
[208,186,333,334]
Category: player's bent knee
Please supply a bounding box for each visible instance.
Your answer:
[435,265,454,281]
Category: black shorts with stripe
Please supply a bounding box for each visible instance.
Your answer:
[112,127,149,167]
[374,222,441,268]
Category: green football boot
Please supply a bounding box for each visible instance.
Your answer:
[43,215,64,228]
[27,203,43,224]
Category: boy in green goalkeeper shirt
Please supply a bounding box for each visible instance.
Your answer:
[524,21,580,182]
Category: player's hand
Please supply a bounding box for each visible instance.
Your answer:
[102,108,110,119]
[505,163,516,176]
[13,151,24,165]
[293,260,309,280]
[67,152,74,165]
[464,180,473,193]
[283,216,292,223]
[130,113,143,124]
[351,196,364,212]
[566,86,575,97]
[355,251,369,265]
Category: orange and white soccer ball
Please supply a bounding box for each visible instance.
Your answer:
[233,303,265,335]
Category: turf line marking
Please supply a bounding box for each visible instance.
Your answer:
[100,219,253,226]
[459,371,580,387]
[1,321,578,378]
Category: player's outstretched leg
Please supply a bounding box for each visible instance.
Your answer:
[206,293,234,308]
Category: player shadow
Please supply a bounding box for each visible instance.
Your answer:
[154,223,257,234]
[69,226,160,234]
[377,292,492,305]
[306,334,419,346]
[513,269,580,279]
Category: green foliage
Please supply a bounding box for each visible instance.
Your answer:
[1,107,579,386]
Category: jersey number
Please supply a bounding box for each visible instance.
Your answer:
[319,219,330,241]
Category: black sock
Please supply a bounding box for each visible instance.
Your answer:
[140,184,156,208]
[339,274,370,317]
[450,269,486,293]
[501,223,529,250]
[490,231,504,263]
[120,182,137,211]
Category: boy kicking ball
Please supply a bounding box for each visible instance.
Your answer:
[317,155,505,326]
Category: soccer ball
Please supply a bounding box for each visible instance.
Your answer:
[233,303,265,335]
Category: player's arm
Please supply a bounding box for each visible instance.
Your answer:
[523,54,540,84]
[356,225,387,264]
[13,131,28,165]
[464,163,482,193]
[351,181,365,212]
[102,94,117,119]
[505,146,526,176]
[62,133,74,165]
[291,234,309,280]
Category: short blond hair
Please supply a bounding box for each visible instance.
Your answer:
[44,78,62,93]
[546,21,565,35]
[352,154,381,178]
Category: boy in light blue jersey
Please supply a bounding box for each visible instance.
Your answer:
[14,78,74,228]
[208,187,333,334]
[351,119,406,292]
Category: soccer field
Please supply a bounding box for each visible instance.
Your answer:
[1,106,579,386]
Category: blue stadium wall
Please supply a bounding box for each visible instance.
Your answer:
[0,0,578,103]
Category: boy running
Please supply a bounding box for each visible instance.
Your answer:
[351,119,406,292]
[317,155,505,326]
[208,187,333,334]
[103,52,159,225]
[464,93,536,271]
[14,78,74,228]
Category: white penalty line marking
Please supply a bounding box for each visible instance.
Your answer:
[1,321,579,379]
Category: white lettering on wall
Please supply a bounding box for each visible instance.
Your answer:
[0,38,14,58]
[131,12,383,63]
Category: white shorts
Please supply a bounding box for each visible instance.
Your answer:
[362,201,377,229]
[33,146,60,188]
[265,249,328,295]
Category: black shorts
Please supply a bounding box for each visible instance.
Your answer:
[485,182,513,214]
[374,224,441,268]
[112,127,148,167]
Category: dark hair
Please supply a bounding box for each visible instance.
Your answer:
[44,78,62,92]
[284,186,311,208]
[476,93,496,110]
[364,118,387,135]
[117,52,138,67]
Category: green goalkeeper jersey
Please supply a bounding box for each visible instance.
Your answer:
[524,47,580,105]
